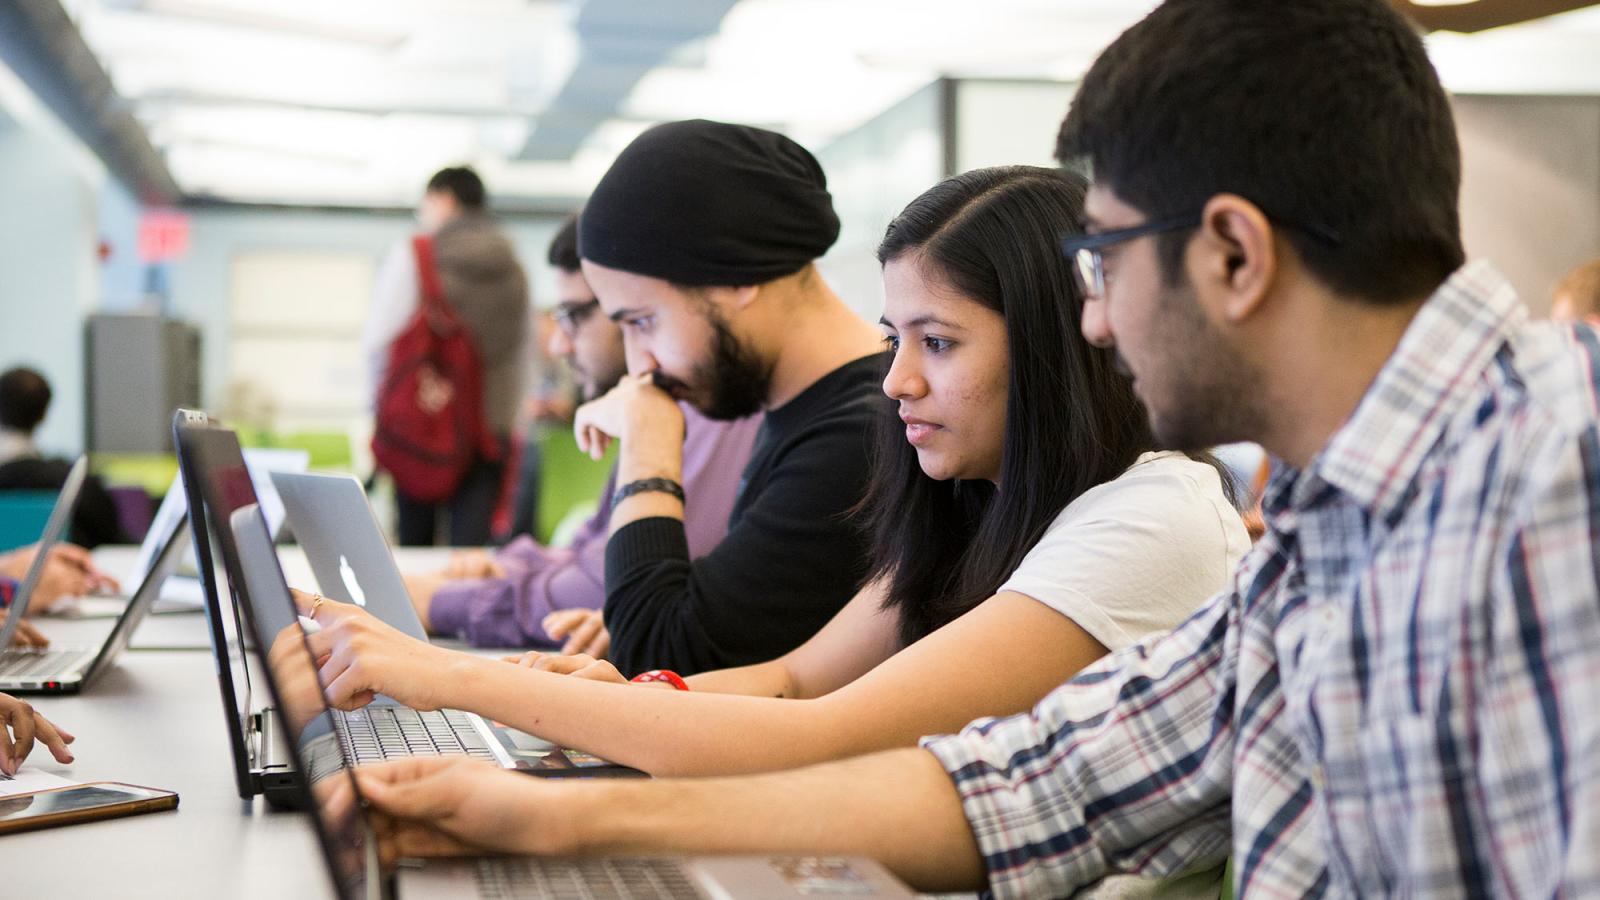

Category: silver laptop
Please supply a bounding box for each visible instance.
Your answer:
[0,457,189,693]
[175,416,538,782]
[271,468,645,778]
[270,471,431,639]
[229,515,917,900]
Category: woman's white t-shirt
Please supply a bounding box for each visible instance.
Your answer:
[987,450,1249,900]
[1000,449,1249,652]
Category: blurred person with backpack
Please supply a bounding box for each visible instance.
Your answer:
[364,167,531,546]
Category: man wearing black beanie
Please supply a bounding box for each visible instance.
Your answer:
[569,119,887,676]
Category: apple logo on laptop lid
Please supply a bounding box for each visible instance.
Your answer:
[338,555,368,607]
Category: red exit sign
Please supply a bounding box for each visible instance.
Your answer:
[138,209,191,263]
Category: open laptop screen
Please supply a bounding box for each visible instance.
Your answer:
[180,414,370,900]
[133,447,310,593]
[175,411,260,801]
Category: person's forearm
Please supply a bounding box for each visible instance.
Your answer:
[685,659,798,697]
[609,409,685,532]
[435,655,860,777]
[543,748,987,893]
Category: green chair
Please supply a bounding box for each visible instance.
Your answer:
[535,425,615,544]
[274,431,355,472]
[90,453,179,498]
[0,491,61,553]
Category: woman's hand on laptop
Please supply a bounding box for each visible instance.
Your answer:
[352,756,563,863]
[0,692,75,775]
[499,650,627,685]
[0,611,48,649]
[292,588,463,712]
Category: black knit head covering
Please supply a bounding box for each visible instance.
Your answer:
[578,119,841,286]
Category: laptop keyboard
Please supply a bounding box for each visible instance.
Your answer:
[475,858,705,900]
[333,706,498,765]
[0,648,94,679]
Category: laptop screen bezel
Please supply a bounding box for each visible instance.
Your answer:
[173,410,263,802]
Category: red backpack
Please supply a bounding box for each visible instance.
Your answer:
[371,235,500,503]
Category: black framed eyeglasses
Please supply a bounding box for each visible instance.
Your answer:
[1060,213,1343,298]
[1060,216,1201,299]
[551,298,601,335]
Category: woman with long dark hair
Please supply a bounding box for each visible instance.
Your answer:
[300,166,1247,788]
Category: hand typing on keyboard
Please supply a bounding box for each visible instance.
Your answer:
[352,756,553,863]
[290,588,461,712]
[0,611,48,649]
[0,543,120,614]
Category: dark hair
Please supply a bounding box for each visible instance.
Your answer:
[0,366,52,432]
[862,166,1156,647]
[548,213,581,273]
[1057,0,1464,304]
[426,166,487,210]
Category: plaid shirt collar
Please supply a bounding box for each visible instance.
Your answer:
[1265,260,1524,525]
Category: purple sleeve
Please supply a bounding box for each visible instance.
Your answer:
[428,480,614,647]
[428,410,759,648]
[427,540,607,648]
[677,406,764,558]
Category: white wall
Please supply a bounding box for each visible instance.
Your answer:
[97,179,147,312]
[815,82,944,323]
[167,207,561,411]
[953,79,1075,173]
[0,101,103,457]
[1455,95,1600,314]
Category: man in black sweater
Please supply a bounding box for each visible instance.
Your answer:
[571,119,887,676]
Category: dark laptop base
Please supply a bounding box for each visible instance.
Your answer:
[249,709,307,810]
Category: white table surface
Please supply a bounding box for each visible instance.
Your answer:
[4,544,491,899]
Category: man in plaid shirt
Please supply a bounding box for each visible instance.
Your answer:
[331,1,1600,895]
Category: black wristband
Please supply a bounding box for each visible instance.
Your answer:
[612,477,685,508]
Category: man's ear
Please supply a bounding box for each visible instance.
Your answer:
[1193,193,1276,325]
[716,283,758,312]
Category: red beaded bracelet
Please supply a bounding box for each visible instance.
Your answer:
[630,669,690,691]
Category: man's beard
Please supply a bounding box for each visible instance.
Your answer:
[652,312,771,421]
[1141,275,1260,453]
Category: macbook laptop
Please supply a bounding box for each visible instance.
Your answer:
[175,412,593,801]
[271,469,643,778]
[0,491,189,694]
[270,471,431,639]
[229,505,918,900]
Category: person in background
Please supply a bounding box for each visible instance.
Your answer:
[0,367,126,548]
[404,215,762,652]
[504,309,578,542]
[364,166,530,547]
[1549,258,1600,324]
